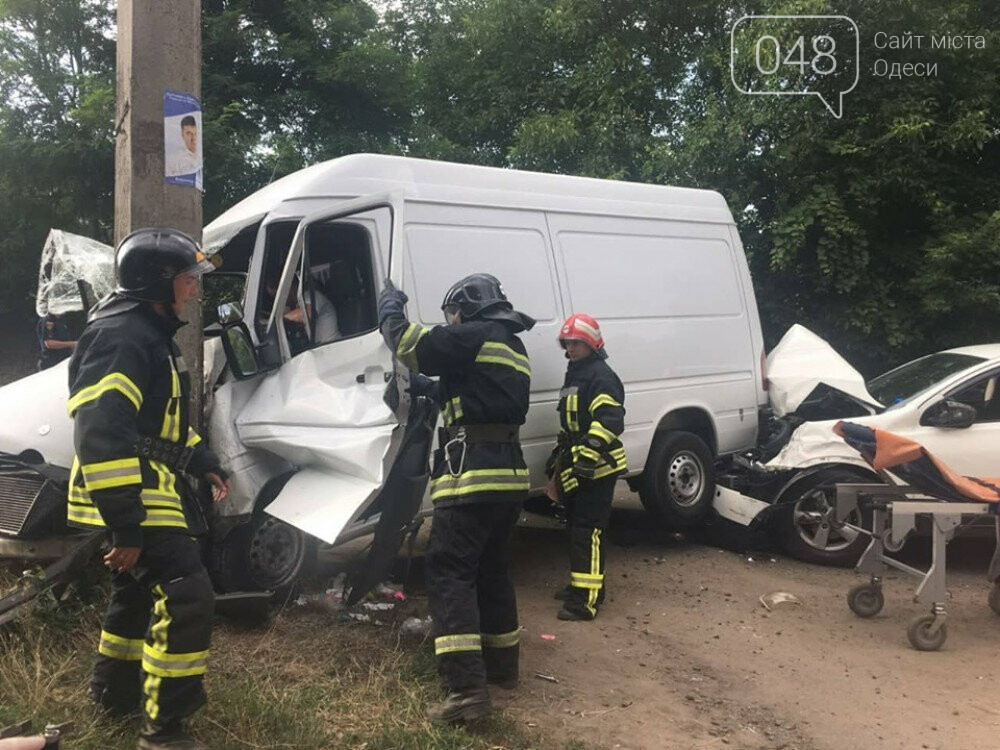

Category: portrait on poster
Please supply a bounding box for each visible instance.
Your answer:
[163,90,203,191]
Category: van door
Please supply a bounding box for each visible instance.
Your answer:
[233,194,421,545]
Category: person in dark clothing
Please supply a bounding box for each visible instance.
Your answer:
[378,273,534,724]
[68,228,230,750]
[36,312,76,370]
[547,314,626,621]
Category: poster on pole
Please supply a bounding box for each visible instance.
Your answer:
[163,90,203,192]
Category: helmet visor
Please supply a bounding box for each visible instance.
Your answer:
[443,304,461,325]
[179,250,218,278]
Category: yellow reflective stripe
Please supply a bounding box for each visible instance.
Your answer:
[475,341,531,377]
[67,504,105,525]
[67,372,142,415]
[588,421,617,445]
[567,394,579,432]
[442,397,463,426]
[81,457,142,491]
[396,323,428,371]
[482,629,520,648]
[142,645,210,678]
[185,428,202,448]
[160,362,181,441]
[146,584,170,717]
[576,445,602,463]
[429,468,530,500]
[434,633,482,655]
[588,528,602,614]
[589,394,622,413]
[99,630,143,661]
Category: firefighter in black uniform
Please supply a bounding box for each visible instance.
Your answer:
[67,228,230,750]
[378,273,534,724]
[547,314,626,621]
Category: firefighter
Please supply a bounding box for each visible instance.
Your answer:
[67,228,230,750]
[547,314,626,621]
[377,274,534,724]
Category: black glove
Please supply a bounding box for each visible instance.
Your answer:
[406,373,440,403]
[377,281,408,325]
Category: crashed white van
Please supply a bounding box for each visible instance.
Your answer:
[0,154,766,593]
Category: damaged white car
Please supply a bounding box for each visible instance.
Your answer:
[716,324,1000,566]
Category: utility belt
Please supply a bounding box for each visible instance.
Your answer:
[135,434,194,473]
[436,424,521,478]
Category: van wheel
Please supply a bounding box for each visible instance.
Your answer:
[211,514,317,599]
[639,431,715,528]
[777,468,874,567]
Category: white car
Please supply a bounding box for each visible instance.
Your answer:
[717,329,1000,566]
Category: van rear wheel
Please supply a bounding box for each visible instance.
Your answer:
[639,431,715,528]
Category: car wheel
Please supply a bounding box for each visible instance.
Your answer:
[211,514,317,599]
[777,468,874,567]
[639,431,715,528]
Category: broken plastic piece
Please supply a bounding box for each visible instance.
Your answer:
[35,229,114,316]
[534,673,559,683]
[759,592,803,611]
[540,633,557,641]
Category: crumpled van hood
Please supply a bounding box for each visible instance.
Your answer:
[766,325,882,418]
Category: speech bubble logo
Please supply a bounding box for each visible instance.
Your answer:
[731,15,859,118]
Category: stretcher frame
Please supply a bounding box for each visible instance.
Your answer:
[834,482,1000,651]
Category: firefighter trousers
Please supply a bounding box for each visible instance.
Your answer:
[564,475,616,617]
[427,501,523,692]
[90,531,215,729]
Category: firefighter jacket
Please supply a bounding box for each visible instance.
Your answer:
[553,354,627,495]
[66,299,222,547]
[382,314,531,508]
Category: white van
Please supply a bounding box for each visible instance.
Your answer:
[0,154,766,595]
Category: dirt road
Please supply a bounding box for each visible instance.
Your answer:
[496,491,1000,750]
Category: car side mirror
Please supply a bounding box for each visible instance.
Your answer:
[220,321,261,380]
[920,400,977,429]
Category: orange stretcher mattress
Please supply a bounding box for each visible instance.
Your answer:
[834,421,1000,504]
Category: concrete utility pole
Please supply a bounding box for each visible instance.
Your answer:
[115,0,204,426]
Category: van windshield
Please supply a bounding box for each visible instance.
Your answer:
[866,352,987,409]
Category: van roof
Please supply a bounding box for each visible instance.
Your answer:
[204,153,735,250]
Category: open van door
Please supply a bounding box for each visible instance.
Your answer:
[231,193,433,563]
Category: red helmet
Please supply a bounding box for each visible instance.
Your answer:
[558,313,607,359]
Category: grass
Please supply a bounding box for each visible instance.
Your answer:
[0,566,569,749]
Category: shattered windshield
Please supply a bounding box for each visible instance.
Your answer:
[866,352,987,409]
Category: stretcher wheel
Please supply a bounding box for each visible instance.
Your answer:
[988,585,1000,616]
[907,614,947,651]
[847,583,884,618]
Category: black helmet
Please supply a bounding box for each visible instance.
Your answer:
[441,273,536,332]
[115,228,214,303]
[441,273,509,320]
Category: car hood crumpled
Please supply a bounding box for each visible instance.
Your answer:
[766,325,883,418]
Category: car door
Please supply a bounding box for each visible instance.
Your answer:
[907,366,1000,477]
[233,193,427,546]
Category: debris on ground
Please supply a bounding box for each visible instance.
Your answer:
[759,592,803,611]
[400,615,433,638]
[534,673,559,683]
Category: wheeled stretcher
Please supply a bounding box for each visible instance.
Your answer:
[832,422,1000,651]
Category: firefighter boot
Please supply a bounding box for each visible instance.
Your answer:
[137,721,208,750]
[554,585,605,605]
[425,687,492,724]
[557,603,597,621]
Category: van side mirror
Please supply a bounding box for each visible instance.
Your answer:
[920,400,977,429]
[220,321,261,380]
[217,302,244,326]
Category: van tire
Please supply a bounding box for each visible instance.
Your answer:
[639,431,715,528]
[210,514,317,600]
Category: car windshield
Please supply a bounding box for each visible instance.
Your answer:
[866,352,987,409]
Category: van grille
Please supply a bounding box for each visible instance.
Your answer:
[0,472,46,536]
